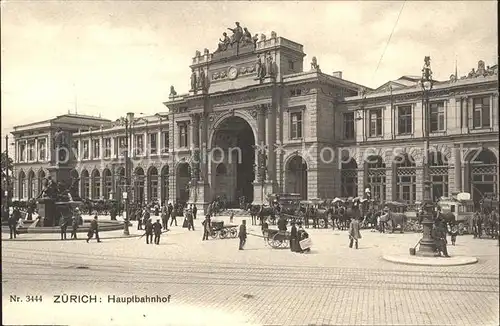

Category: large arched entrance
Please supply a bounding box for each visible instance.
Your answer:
[176,163,191,203]
[468,148,497,206]
[341,157,358,198]
[285,156,308,199]
[211,116,255,205]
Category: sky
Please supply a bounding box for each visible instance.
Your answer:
[1,0,498,141]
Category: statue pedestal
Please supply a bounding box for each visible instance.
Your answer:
[37,198,56,227]
[252,180,275,206]
[48,165,72,186]
[188,181,211,215]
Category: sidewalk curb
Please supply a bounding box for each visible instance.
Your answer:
[1,233,143,242]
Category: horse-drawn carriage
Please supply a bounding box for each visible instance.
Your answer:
[209,220,238,239]
[380,201,416,233]
[437,194,475,235]
[263,229,291,249]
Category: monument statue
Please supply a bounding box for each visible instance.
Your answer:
[476,60,486,76]
[242,27,253,46]
[228,22,243,46]
[195,50,201,57]
[311,56,320,71]
[265,52,274,77]
[252,34,259,49]
[169,86,177,97]
[190,70,197,91]
[216,32,230,52]
[256,54,264,79]
[198,69,206,90]
[53,128,67,162]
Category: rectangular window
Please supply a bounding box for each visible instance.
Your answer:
[92,139,100,159]
[161,131,169,153]
[473,97,490,128]
[19,143,26,162]
[83,140,89,159]
[430,102,445,132]
[179,124,188,148]
[369,109,382,137]
[397,105,412,135]
[73,140,79,160]
[343,112,355,140]
[288,60,294,70]
[290,112,303,139]
[28,142,35,161]
[103,138,111,158]
[134,134,144,155]
[149,133,157,154]
[38,139,46,161]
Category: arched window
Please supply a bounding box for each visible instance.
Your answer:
[148,167,159,203]
[27,170,36,199]
[102,169,112,200]
[18,171,26,199]
[365,155,386,201]
[81,170,90,199]
[341,157,358,198]
[134,167,145,203]
[91,169,101,199]
[395,154,416,205]
[160,166,169,205]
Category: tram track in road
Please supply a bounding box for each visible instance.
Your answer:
[3,245,499,277]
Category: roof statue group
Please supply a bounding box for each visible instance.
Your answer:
[215,22,259,53]
[450,60,497,82]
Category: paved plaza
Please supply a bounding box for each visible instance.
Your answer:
[2,214,499,326]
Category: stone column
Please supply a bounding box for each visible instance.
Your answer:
[190,113,201,181]
[454,144,462,193]
[200,113,208,181]
[267,99,277,185]
[257,104,267,181]
[391,162,397,201]
[34,138,39,162]
[157,130,161,155]
[99,129,104,160]
[47,132,52,164]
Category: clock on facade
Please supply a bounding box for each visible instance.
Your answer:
[228,66,238,80]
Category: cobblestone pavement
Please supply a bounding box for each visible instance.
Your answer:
[2,214,499,325]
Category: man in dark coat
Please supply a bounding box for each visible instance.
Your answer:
[136,206,143,230]
[145,218,153,244]
[192,204,198,220]
[261,218,269,245]
[432,220,450,257]
[153,219,162,245]
[348,217,361,249]
[238,220,247,250]
[202,215,211,241]
[59,215,68,240]
[8,208,20,239]
[186,209,195,231]
[86,216,101,243]
[277,215,287,232]
[71,216,78,239]
[170,205,178,227]
[161,205,169,231]
[290,222,298,252]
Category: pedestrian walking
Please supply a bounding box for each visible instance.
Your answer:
[59,214,68,240]
[145,218,153,244]
[238,220,247,250]
[449,222,459,246]
[170,207,178,227]
[161,205,169,231]
[136,206,143,230]
[433,220,450,257]
[71,215,78,239]
[348,217,361,249]
[153,219,162,245]
[202,215,211,241]
[230,211,234,224]
[192,204,197,220]
[261,218,269,245]
[8,208,19,239]
[186,209,195,231]
[86,215,101,243]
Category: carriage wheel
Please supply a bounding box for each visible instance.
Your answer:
[318,219,326,229]
[272,233,285,248]
[219,229,228,239]
[229,228,237,238]
[210,230,218,239]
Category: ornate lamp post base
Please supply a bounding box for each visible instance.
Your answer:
[416,180,438,257]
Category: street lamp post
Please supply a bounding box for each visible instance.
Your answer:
[417,56,437,256]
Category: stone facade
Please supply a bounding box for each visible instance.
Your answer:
[11,29,499,212]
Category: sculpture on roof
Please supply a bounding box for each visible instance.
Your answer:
[198,68,206,91]
[422,56,432,81]
[477,60,486,76]
[252,34,259,49]
[169,86,177,97]
[216,32,231,52]
[195,50,201,57]
[190,70,197,91]
[265,52,274,77]
[256,54,265,80]
[228,22,243,46]
[311,56,320,71]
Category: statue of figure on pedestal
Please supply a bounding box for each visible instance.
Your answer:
[256,54,265,79]
[53,128,67,163]
[265,52,274,77]
[241,27,253,46]
[311,56,320,71]
[169,86,177,97]
[190,71,197,91]
[198,69,206,90]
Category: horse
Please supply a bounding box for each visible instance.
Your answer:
[248,205,276,225]
[380,210,408,233]
[361,210,380,230]
[331,206,352,231]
